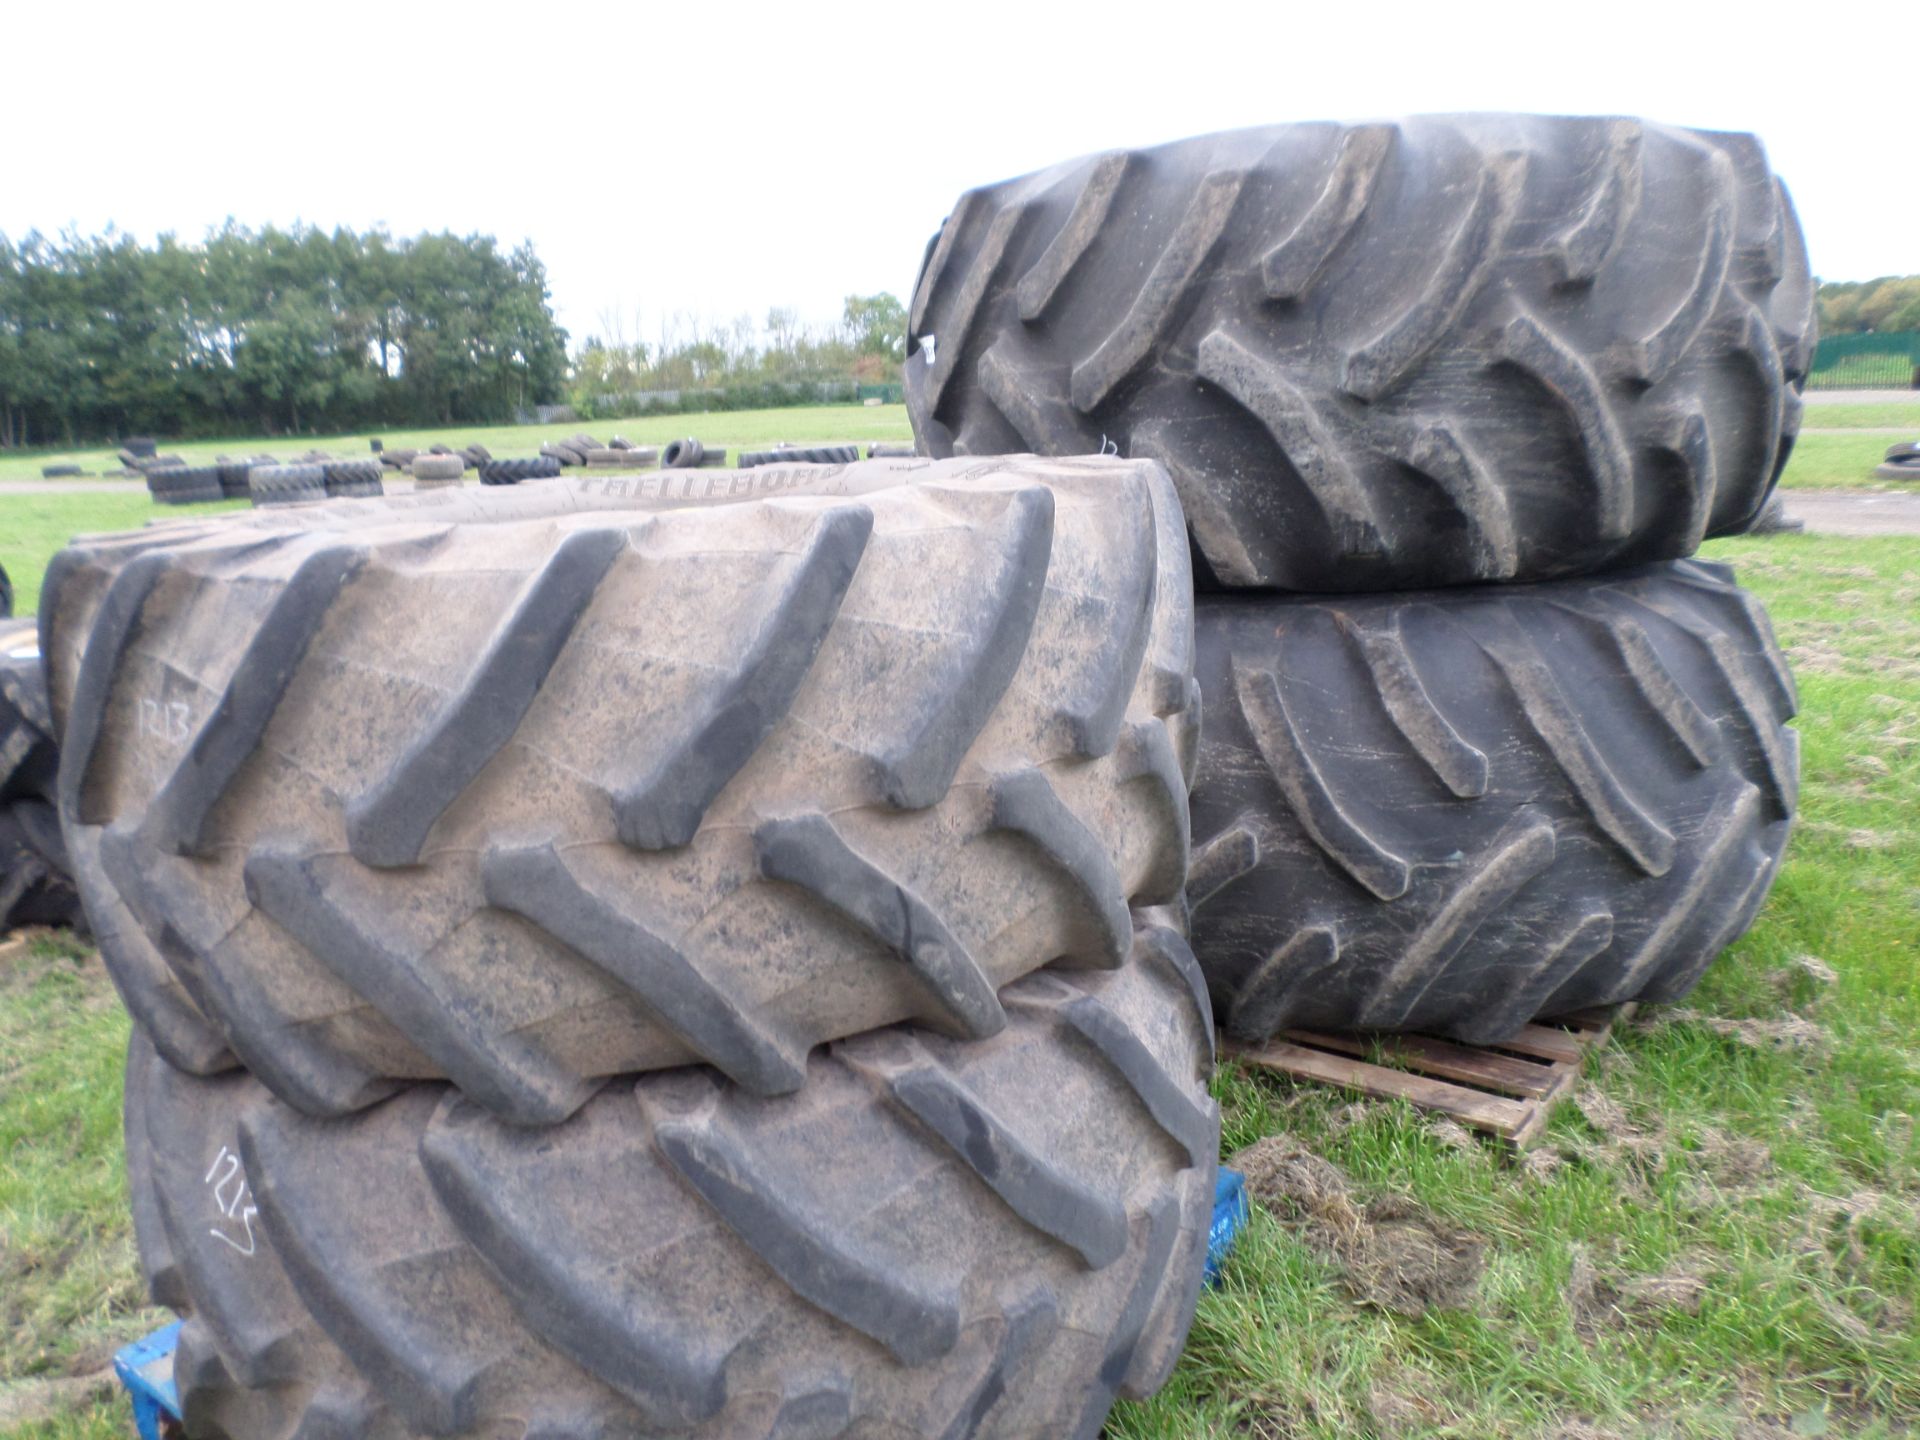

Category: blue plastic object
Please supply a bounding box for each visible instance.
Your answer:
[113,1320,183,1438]
[1205,1166,1248,1286]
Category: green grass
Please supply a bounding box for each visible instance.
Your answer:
[0,525,1915,1437]
[1778,433,1916,491]
[1110,533,1920,1440]
[0,403,913,486]
[0,933,163,1437]
[0,495,249,618]
[1799,400,1920,430]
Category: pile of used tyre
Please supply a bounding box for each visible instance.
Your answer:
[908,114,1809,1049]
[1875,441,1920,481]
[18,112,1806,1439]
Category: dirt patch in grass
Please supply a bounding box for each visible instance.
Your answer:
[1230,1135,1486,1317]
[0,1369,118,1429]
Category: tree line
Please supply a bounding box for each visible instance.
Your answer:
[568,293,907,418]
[0,225,570,447]
[1816,276,1920,336]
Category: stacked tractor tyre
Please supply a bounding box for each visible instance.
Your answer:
[19,110,1808,1439]
[43,455,1217,1438]
[907,113,1806,1047]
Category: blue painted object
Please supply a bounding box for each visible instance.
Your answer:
[1205,1166,1248,1286]
[113,1320,183,1439]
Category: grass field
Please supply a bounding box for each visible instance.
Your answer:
[1800,400,1920,430]
[0,404,915,487]
[1,397,1914,502]
[0,479,1916,1436]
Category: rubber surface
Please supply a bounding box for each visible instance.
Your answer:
[740,445,863,467]
[1,620,85,932]
[1186,559,1798,1044]
[247,465,326,508]
[148,466,225,506]
[663,437,706,469]
[907,115,1815,591]
[411,454,466,481]
[322,461,385,499]
[478,456,563,486]
[46,455,1197,1124]
[126,928,1215,1440]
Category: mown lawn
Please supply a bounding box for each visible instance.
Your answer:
[1800,400,1920,430]
[0,403,913,487]
[0,530,1915,1438]
[1778,433,1917,492]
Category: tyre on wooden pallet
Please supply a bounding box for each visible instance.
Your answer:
[1186,559,1797,1046]
[1,619,86,933]
[906,115,1815,591]
[125,926,1217,1440]
[43,455,1197,1125]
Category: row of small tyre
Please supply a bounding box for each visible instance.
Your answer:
[8,111,1810,1440]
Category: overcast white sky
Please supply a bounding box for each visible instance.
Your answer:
[8,0,1913,348]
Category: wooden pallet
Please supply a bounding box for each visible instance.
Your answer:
[1227,1005,1632,1149]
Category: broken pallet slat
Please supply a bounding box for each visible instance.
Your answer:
[1233,1038,1537,1134]
[1283,1028,1575,1101]
[1228,1005,1632,1149]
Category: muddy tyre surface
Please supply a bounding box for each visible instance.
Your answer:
[46,456,1196,1124]
[907,115,1814,591]
[1187,559,1798,1044]
[126,929,1218,1440]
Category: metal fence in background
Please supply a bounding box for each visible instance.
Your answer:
[1807,331,1920,390]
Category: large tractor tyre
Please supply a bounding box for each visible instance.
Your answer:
[410,454,467,482]
[740,445,864,468]
[46,455,1197,1125]
[148,466,226,506]
[215,463,254,500]
[0,803,83,931]
[125,928,1218,1440]
[247,465,327,508]
[1187,559,1797,1046]
[907,115,1815,592]
[2,619,59,803]
[1,621,86,933]
[478,456,564,486]
[0,561,11,617]
[322,460,386,499]
[662,437,706,469]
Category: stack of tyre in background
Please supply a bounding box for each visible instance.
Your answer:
[906,114,1810,1049]
[39,455,1217,1435]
